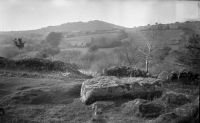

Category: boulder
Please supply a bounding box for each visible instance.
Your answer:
[157,71,169,81]
[161,91,190,106]
[138,102,165,118]
[122,99,148,115]
[80,76,163,105]
[122,99,165,118]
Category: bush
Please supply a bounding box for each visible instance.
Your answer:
[103,66,148,77]
[167,71,200,85]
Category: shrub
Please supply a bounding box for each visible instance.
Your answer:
[103,66,148,77]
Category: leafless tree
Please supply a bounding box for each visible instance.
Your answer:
[137,30,158,73]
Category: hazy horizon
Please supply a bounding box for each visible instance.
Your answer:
[0,0,199,31]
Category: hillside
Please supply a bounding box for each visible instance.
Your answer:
[0,20,200,74]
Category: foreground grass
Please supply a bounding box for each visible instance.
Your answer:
[1,99,92,123]
[0,75,93,123]
[0,74,199,123]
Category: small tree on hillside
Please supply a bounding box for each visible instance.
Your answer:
[177,34,200,73]
[138,40,154,73]
[13,38,25,50]
[45,32,62,47]
[137,30,158,74]
[13,38,26,58]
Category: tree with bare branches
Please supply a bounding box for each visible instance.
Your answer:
[137,30,158,73]
[138,40,153,73]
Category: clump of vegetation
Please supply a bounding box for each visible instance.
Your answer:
[13,38,26,50]
[0,57,79,73]
[103,66,148,77]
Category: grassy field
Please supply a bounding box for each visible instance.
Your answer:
[0,70,199,123]
[0,74,93,123]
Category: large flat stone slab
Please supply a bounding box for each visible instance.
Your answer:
[81,76,163,105]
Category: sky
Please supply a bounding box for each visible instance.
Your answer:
[0,0,199,31]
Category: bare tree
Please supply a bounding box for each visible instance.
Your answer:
[137,30,158,73]
[138,40,153,73]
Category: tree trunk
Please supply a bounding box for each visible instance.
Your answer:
[146,56,149,73]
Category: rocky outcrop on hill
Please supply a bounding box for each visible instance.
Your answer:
[80,76,163,105]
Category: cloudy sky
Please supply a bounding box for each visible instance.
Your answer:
[0,0,199,31]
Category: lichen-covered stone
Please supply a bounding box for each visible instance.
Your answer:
[81,76,163,105]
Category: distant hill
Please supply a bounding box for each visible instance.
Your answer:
[0,20,125,43]
[0,20,124,34]
[36,20,124,33]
